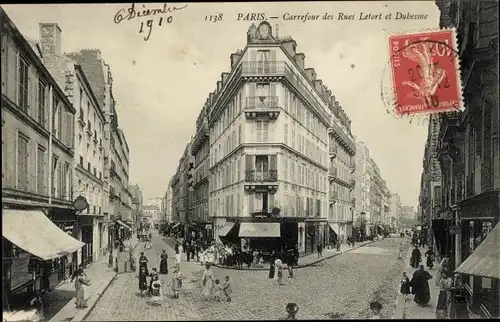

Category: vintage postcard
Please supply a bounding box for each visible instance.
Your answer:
[1,1,499,321]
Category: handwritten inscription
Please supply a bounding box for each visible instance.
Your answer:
[114,3,188,41]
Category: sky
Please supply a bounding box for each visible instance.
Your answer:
[3,1,441,207]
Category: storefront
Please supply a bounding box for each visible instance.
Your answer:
[77,215,95,266]
[455,221,500,318]
[304,219,327,255]
[2,209,84,309]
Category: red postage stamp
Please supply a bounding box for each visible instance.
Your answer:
[388,30,462,116]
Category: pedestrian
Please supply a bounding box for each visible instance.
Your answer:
[436,272,453,318]
[286,248,295,283]
[437,256,452,285]
[252,249,259,268]
[150,275,163,305]
[175,242,180,254]
[223,276,232,302]
[138,252,149,275]
[74,269,90,309]
[410,265,433,306]
[425,248,435,269]
[369,301,383,319]
[213,279,222,302]
[293,245,299,266]
[159,250,169,275]
[268,250,276,280]
[138,266,148,297]
[409,246,422,269]
[185,242,191,262]
[201,263,215,301]
[400,272,411,301]
[316,243,323,258]
[175,244,182,263]
[274,256,284,286]
[148,268,159,294]
[171,263,182,299]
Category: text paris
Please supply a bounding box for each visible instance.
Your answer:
[114,3,188,24]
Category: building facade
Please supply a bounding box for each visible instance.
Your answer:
[390,193,403,230]
[327,97,356,244]
[170,143,191,235]
[65,49,133,249]
[162,187,173,223]
[37,23,109,264]
[129,184,143,229]
[143,204,161,223]
[435,0,499,318]
[418,114,442,249]
[2,8,79,298]
[189,108,211,238]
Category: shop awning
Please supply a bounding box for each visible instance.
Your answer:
[116,220,132,231]
[218,222,235,237]
[2,209,85,261]
[238,222,281,238]
[455,222,500,279]
[328,223,338,234]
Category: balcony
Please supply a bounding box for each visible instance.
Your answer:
[110,168,122,183]
[244,96,280,120]
[244,170,278,193]
[191,122,209,155]
[328,121,356,155]
[86,121,92,136]
[329,145,338,158]
[329,190,338,203]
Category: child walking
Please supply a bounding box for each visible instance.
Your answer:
[400,272,411,301]
[222,276,232,302]
[213,279,222,302]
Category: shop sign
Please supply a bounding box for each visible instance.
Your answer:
[73,196,89,212]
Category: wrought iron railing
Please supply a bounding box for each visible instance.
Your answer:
[245,96,279,109]
[244,170,278,182]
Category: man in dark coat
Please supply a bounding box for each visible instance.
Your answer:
[410,246,422,268]
[410,265,433,306]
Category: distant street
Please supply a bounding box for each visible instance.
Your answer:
[85,235,410,320]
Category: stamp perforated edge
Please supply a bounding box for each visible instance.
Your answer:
[384,27,465,117]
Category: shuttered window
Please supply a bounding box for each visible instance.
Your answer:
[5,36,18,101]
[52,155,58,196]
[18,55,29,111]
[38,80,47,127]
[62,162,70,199]
[36,145,46,194]
[17,133,29,191]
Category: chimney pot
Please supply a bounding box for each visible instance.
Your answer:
[39,23,62,56]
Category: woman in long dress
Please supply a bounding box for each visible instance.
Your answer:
[75,270,90,309]
[159,250,169,275]
[409,246,422,269]
[268,251,276,280]
[425,249,435,269]
[201,263,215,301]
[410,265,433,306]
[138,267,148,297]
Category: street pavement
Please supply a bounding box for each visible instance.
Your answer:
[85,234,411,321]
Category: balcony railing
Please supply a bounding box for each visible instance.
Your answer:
[245,170,278,182]
[245,96,279,110]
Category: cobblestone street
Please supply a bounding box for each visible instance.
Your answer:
[85,235,410,320]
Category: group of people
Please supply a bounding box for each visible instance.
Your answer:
[268,248,297,286]
[401,245,457,319]
[137,250,183,304]
[200,263,233,302]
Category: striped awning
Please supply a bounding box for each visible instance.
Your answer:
[455,222,500,279]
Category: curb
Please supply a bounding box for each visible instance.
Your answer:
[72,240,140,322]
[165,236,377,271]
[391,241,414,320]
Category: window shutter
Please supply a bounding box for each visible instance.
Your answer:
[249,194,254,213]
[245,154,253,170]
[269,155,277,171]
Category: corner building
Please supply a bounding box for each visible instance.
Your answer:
[207,22,354,255]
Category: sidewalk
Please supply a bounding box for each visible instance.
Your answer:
[393,246,440,319]
[46,236,139,322]
[164,235,376,270]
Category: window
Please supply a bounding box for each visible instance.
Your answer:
[18,55,29,111]
[238,124,242,144]
[52,155,59,196]
[38,80,47,127]
[256,121,269,143]
[36,145,46,194]
[17,133,29,191]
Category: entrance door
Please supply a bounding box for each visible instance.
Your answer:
[82,227,93,265]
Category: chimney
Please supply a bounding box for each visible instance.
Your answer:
[313,79,323,93]
[230,52,243,68]
[39,23,62,56]
[281,39,297,57]
[275,25,279,38]
[294,53,305,70]
[304,68,316,82]
[221,72,230,85]
[216,81,222,94]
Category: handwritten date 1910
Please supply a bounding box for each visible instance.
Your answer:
[139,17,172,41]
[205,13,223,23]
